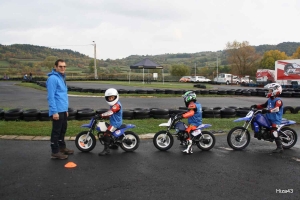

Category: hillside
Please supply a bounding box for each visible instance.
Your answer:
[0,42,299,79]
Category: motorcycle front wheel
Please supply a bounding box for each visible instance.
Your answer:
[227,127,250,150]
[195,131,216,151]
[280,127,298,149]
[75,131,96,152]
[153,131,174,151]
[120,131,140,152]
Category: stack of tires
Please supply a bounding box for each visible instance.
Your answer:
[150,108,169,119]
[23,109,40,121]
[76,108,95,120]
[4,108,23,121]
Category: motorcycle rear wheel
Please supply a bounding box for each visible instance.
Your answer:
[280,127,298,149]
[153,131,174,151]
[227,127,250,150]
[75,131,96,152]
[195,131,216,151]
[120,131,140,152]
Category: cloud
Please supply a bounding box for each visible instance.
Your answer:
[0,0,299,59]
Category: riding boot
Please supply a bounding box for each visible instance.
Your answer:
[272,138,283,153]
[182,140,193,154]
[99,136,111,156]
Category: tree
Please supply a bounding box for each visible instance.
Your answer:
[260,50,288,69]
[42,56,58,71]
[170,64,190,76]
[225,41,261,76]
[291,46,300,59]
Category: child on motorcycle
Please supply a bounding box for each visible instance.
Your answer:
[98,88,123,156]
[250,83,284,153]
[176,91,202,154]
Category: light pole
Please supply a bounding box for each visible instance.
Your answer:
[92,41,98,79]
[194,62,197,77]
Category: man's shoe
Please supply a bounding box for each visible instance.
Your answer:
[60,147,74,155]
[51,152,68,159]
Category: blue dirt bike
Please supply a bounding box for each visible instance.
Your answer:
[227,109,298,150]
[153,114,216,151]
[75,116,140,152]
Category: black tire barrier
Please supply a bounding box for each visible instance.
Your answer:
[203,109,221,118]
[174,90,184,95]
[155,89,165,94]
[23,109,40,121]
[236,108,250,117]
[217,90,227,95]
[220,108,236,118]
[39,110,51,121]
[133,108,150,119]
[165,89,175,94]
[1,105,299,122]
[0,108,5,120]
[200,90,209,95]
[147,90,155,94]
[23,109,40,118]
[77,108,95,120]
[283,106,295,114]
[118,89,128,94]
[123,109,134,119]
[209,90,218,95]
[135,89,147,94]
[294,106,300,114]
[4,108,23,121]
[227,90,236,95]
[68,108,77,117]
[292,92,300,98]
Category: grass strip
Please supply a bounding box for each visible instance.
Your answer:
[0,114,298,136]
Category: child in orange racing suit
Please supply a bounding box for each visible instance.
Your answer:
[250,83,284,153]
[176,91,202,154]
[98,88,123,156]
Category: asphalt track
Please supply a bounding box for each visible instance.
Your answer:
[1,135,300,200]
[1,81,300,200]
[0,81,299,110]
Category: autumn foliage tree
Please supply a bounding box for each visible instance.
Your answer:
[260,50,288,69]
[225,41,261,76]
[291,46,300,59]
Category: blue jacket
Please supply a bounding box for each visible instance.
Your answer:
[110,101,123,128]
[266,97,283,125]
[188,102,202,126]
[46,69,68,116]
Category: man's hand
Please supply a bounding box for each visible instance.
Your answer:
[52,113,59,120]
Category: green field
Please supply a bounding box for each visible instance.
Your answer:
[0,114,298,136]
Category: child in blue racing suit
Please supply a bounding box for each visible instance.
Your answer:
[176,91,202,154]
[98,88,123,156]
[251,83,284,153]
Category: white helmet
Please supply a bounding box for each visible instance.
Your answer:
[104,88,119,106]
[264,83,282,98]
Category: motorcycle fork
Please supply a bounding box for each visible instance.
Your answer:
[238,121,251,139]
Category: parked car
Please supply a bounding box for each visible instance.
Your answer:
[179,76,192,82]
[240,76,253,84]
[213,73,240,85]
[190,76,211,83]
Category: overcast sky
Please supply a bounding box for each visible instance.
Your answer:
[0,0,299,60]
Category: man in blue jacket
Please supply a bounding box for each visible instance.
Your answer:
[47,59,74,159]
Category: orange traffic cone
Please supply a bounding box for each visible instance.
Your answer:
[65,162,77,168]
